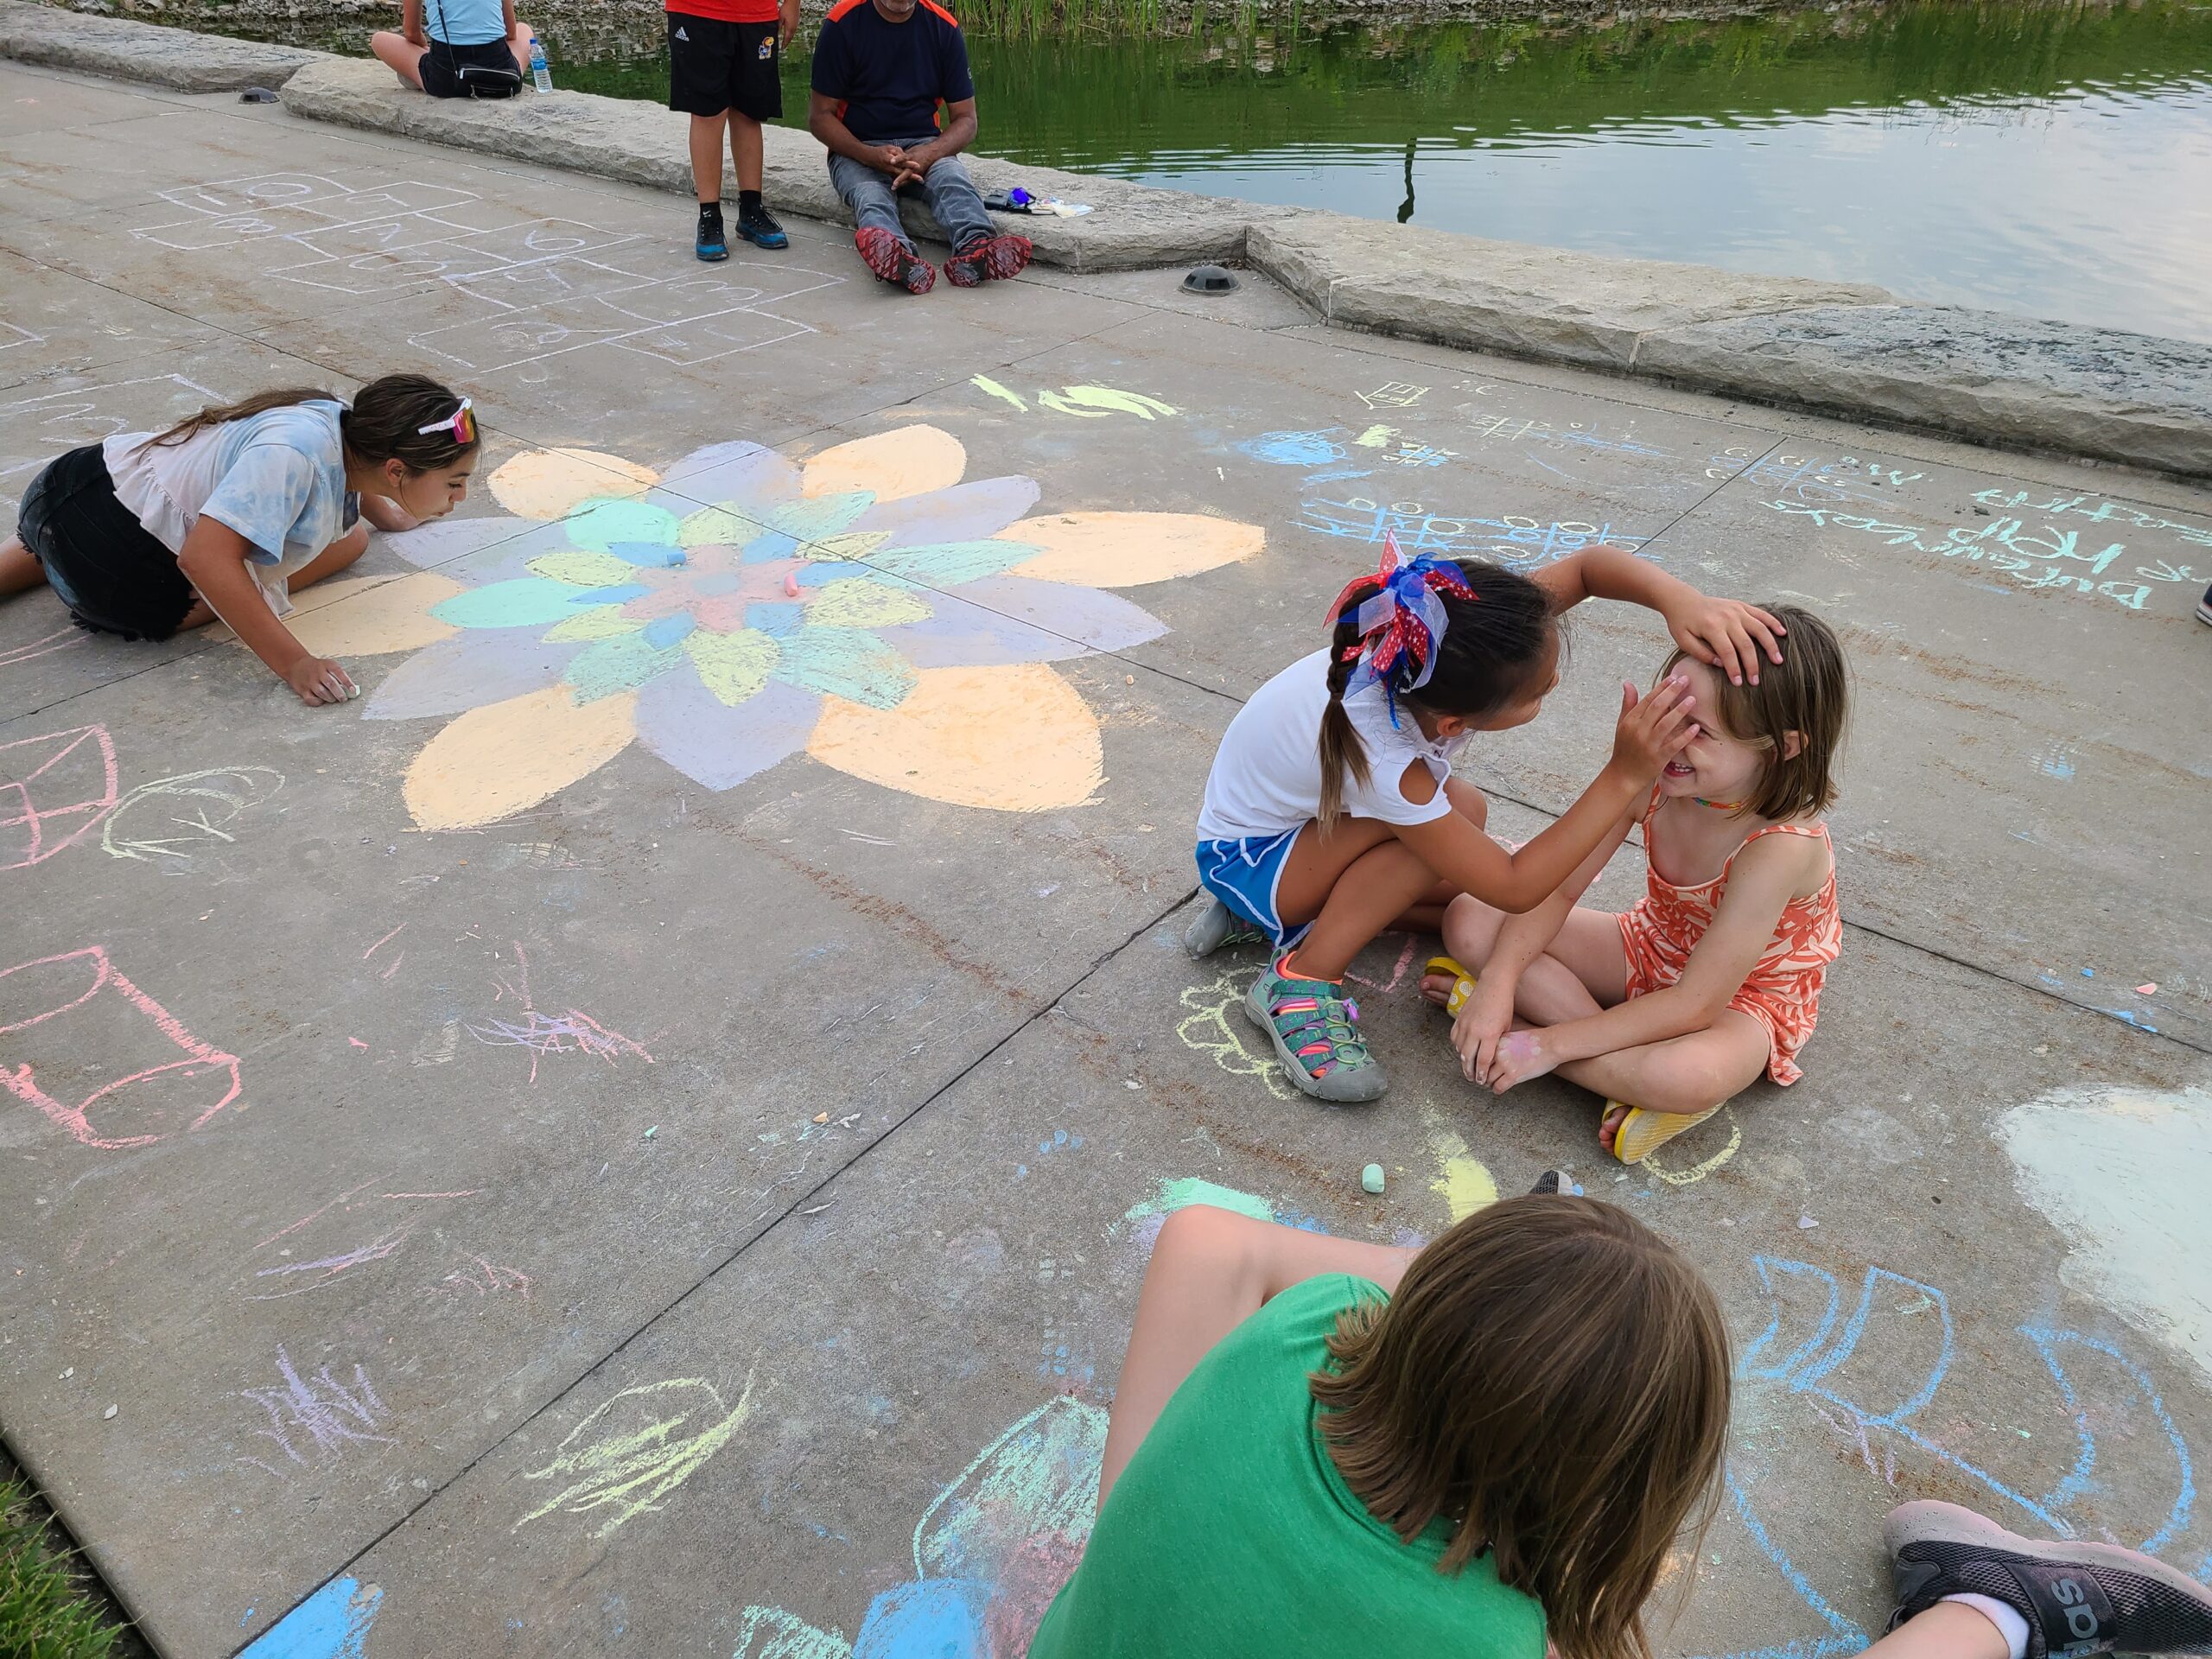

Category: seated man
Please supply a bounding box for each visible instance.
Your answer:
[806,0,1031,294]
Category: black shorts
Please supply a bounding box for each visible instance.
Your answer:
[419,37,523,99]
[667,13,784,121]
[17,444,194,641]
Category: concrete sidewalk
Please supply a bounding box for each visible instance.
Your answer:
[1,60,2209,1659]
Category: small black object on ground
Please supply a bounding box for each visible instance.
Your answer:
[238,86,278,102]
[1182,264,1240,295]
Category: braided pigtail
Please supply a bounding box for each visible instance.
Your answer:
[1318,575,1384,832]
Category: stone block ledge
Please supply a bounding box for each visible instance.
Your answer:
[0,0,330,91]
[8,9,2209,479]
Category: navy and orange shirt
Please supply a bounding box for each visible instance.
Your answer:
[810,0,974,143]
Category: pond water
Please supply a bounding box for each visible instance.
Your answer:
[276,2,2212,343]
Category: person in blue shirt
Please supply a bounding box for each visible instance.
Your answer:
[807,0,1032,294]
[1,376,482,707]
[372,0,534,99]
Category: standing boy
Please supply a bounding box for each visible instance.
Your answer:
[669,0,800,260]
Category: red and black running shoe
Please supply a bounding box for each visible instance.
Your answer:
[945,232,1034,287]
[855,226,935,294]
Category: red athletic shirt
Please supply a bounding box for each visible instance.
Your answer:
[669,0,781,28]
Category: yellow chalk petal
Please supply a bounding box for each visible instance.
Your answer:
[804,576,930,630]
[404,686,638,830]
[808,663,1102,812]
[802,426,965,503]
[1001,512,1265,588]
[282,573,464,656]
[489,448,659,520]
[543,606,645,644]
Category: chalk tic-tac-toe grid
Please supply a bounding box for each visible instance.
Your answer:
[132,173,847,373]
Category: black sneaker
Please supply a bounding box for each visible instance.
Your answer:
[1885,1500,2212,1657]
[696,203,728,263]
[736,200,788,251]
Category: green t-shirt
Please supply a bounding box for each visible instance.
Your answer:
[1030,1273,1549,1658]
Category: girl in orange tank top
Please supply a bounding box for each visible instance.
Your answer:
[1420,604,1848,1165]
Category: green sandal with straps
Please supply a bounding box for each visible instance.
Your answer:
[1243,958,1389,1103]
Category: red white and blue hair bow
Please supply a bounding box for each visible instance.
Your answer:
[1325,533,1477,721]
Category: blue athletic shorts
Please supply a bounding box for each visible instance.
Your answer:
[1194,829,1311,949]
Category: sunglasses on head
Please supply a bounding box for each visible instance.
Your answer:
[418,397,477,446]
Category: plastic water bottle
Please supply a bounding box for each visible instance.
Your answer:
[528,35,552,93]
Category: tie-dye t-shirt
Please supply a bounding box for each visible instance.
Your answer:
[104,400,350,618]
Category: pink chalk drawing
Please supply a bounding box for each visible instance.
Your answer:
[430,1255,533,1300]
[0,725,117,869]
[0,946,241,1148]
[0,625,91,671]
[243,1179,484,1301]
[238,1346,394,1478]
[467,941,652,1082]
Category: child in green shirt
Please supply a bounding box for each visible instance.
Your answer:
[1033,1192,2212,1659]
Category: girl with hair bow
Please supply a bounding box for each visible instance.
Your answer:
[1187,536,1783,1103]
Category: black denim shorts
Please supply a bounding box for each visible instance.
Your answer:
[17,443,194,640]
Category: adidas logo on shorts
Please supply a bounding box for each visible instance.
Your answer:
[672,24,689,38]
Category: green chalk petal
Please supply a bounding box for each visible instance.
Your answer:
[868,540,1039,586]
[769,492,874,543]
[567,497,679,553]
[685,627,779,707]
[432,577,591,630]
[564,632,683,703]
[771,626,915,711]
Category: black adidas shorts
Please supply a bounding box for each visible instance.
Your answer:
[666,13,785,121]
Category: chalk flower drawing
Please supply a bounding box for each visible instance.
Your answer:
[515,1374,755,1539]
[287,427,1262,828]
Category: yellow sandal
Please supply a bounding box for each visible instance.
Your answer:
[1607,1102,1723,1165]
[1426,955,1478,1015]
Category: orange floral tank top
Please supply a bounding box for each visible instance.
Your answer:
[1616,788,1842,1085]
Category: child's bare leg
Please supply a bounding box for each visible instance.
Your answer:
[1867,1602,2010,1659]
[689,111,729,203]
[1420,899,1627,1025]
[370,29,429,87]
[0,535,48,598]
[1287,836,1441,981]
[1554,1010,1770,1151]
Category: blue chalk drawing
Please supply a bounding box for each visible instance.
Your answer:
[1238,429,1346,470]
[1706,1256,2196,1659]
[852,1580,989,1659]
[238,1576,383,1659]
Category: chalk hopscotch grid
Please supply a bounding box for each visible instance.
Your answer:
[131,172,847,375]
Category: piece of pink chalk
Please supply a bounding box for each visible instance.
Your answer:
[348,1037,368,1049]
[2135,983,2158,995]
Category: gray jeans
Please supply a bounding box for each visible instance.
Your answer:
[826,139,995,255]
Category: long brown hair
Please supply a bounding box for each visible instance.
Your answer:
[1311,1196,1731,1659]
[146,374,479,473]
[1317,558,1557,830]
[1659,602,1848,822]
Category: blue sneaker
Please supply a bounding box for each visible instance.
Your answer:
[736,200,788,251]
[695,203,728,263]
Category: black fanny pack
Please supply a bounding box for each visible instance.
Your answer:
[454,59,521,97]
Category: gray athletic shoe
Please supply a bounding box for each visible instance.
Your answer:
[1885,1500,2212,1658]
[1242,963,1388,1103]
[1182,897,1262,959]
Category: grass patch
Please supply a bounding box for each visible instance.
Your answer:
[0,1478,126,1659]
